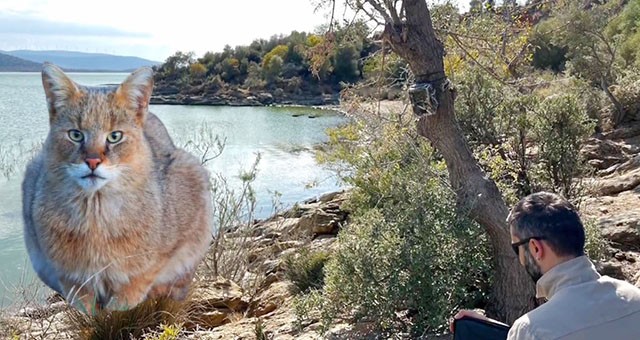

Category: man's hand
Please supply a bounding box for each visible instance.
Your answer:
[450,309,501,333]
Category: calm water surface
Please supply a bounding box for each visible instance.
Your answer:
[0,72,347,307]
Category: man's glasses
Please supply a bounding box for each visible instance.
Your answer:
[511,236,545,256]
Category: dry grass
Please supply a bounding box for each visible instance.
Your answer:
[0,140,41,180]
[66,297,189,340]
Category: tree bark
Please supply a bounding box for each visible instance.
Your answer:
[601,78,625,127]
[380,0,536,323]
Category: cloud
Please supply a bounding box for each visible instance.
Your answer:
[0,12,150,38]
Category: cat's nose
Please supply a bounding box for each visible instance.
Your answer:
[85,158,102,171]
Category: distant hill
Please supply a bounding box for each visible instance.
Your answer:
[1,50,161,72]
[0,52,42,72]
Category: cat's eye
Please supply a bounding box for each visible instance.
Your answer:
[106,131,123,144]
[68,130,84,142]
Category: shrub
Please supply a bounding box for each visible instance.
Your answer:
[314,114,491,335]
[583,218,609,262]
[455,68,515,148]
[611,69,640,124]
[283,249,330,294]
[189,62,207,79]
[532,94,595,198]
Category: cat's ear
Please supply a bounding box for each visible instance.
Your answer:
[42,62,82,121]
[115,67,154,125]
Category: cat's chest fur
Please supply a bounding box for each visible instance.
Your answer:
[34,175,163,276]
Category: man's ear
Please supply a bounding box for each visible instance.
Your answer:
[114,67,154,125]
[529,239,544,260]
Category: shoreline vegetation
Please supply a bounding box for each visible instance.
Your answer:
[148,22,404,114]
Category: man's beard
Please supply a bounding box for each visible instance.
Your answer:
[523,248,543,283]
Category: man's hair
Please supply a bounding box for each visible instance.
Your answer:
[507,192,585,257]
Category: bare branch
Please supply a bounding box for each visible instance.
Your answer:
[329,0,337,32]
[364,0,394,24]
[450,34,506,84]
[356,3,385,26]
[386,0,401,23]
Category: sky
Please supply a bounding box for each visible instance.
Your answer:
[0,0,470,63]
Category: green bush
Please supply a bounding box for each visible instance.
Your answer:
[314,117,491,335]
[583,218,609,262]
[530,22,567,72]
[454,68,597,201]
[283,249,330,294]
[532,94,595,198]
[454,68,507,147]
[612,69,640,124]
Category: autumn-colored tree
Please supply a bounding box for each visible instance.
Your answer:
[189,62,207,79]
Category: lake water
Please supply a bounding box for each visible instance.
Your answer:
[0,72,347,307]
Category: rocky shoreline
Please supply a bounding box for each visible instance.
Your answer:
[150,87,340,107]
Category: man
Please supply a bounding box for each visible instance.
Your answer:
[453,192,640,339]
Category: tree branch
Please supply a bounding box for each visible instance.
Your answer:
[355,1,385,26]
[364,0,394,24]
[450,34,506,84]
[386,0,401,23]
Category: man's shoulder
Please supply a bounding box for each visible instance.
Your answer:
[598,275,640,297]
[509,298,599,340]
[509,276,640,339]
[508,315,537,340]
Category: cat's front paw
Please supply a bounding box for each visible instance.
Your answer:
[105,286,148,311]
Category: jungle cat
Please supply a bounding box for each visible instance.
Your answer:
[22,63,213,313]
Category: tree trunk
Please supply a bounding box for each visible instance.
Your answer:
[380,0,536,323]
[601,78,624,127]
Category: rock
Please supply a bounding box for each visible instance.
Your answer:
[190,278,248,312]
[153,85,180,95]
[261,259,284,275]
[274,240,306,251]
[188,279,250,330]
[298,208,347,236]
[599,212,640,251]
[241,271,261,290]
[318,191,344,203]
[269,217,302,234]
[257,92,274,105]
[5,310,73,339]
[196,309,233,328]
[296,192,349,236]
[601,122,640,140]
[261,273,281,289]
[149,87,341,107]
[615,155,640,174]
[308,235,338,252]
[247,281,291,318]
[594,167,640,196]
[18,301,67,319]
[596,261,625,279]
[253,302,278,317]
[614,251,637,263]
[582,138,627,170]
